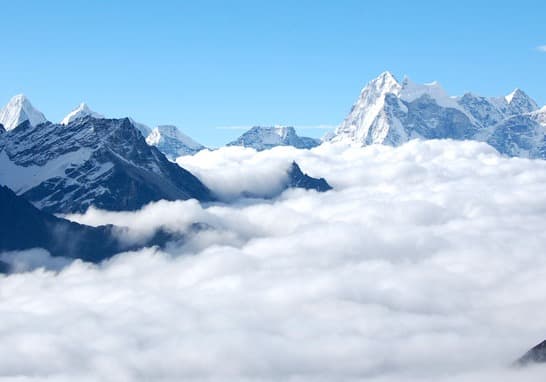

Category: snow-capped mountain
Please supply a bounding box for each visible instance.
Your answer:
[326,71,545,159]
[60,103,104,125]
[0,94,47,131]
[0,116,214,213]
[146,125,205,160]
[228,126,320,151]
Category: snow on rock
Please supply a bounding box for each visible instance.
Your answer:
[60,103,104,125]
[146,125,205,160]
[326,71,545,159]
[0,116,214,213]
[0,94,47,131]
[228,126,320,151]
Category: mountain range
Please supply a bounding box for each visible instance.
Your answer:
[227,126,320,151]
[0,95,332,215]
[0,115,214,213]
[325,71,546,159]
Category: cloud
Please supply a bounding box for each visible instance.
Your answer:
[3,140,546,381]
[537,45,546,52]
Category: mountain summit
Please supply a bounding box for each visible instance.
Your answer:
[60,103,104,125]
[326,71,544,159]
[0,94,47,131]
[228,126,320,151]
[146,125,206,160]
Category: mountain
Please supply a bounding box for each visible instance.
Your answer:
[228,126,320,151]
[146,125,205,160]
[0,116,214,214]
[287,162,332,192]
[60,102,104,125]
[515,339,546,366]
[326,72,545,159]
[0,94,47,131]
[0,184,121,263]
[0,184,190,271]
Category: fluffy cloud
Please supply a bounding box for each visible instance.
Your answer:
[2,140,546,381]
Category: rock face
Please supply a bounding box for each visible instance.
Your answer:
[326,72,546,159]
[0,185,191,270]
[0,116,214,213]
[287,162,332,192]
[0,94,47,131]
[515,340,546,366]
[146,125,206,160]
[228,126,320,151]
[0,185,122,263]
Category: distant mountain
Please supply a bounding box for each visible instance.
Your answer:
[0,184,191,271]
[146,125,206,160]
[515,339,546,366]
[0,184,121,263]
[0,116,214,213]
[0,94,47,131]
[326,72,546,159]
[61,102,104,125]
[228,126,320,151]
[287,162,332,192]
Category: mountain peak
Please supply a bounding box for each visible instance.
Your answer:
[376,70,398,83]
[0,94,47,131]
[61,102,104,125]
[227,126,319,151]
[504,88,538,114]
[145,125,205,160]
[365,71,401,94]
[505,88,523,104]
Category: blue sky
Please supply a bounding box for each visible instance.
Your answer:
[0,0,545,147]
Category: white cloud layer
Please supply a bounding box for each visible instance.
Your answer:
[537,45,546,52]
[3,140,546,381]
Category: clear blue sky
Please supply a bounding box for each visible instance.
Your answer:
[1,0,545,147]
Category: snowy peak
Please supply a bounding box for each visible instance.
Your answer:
[329,71,404,144]
[145,125,205,160]
[361,71,402,98]
[60,102,104,125]
[327,71,546,160]
[227,126,320,151]
[504,88,538,114]
[0,94,47,131]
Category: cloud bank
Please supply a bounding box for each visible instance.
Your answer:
[537,45,546,52]
[2,140,546,381]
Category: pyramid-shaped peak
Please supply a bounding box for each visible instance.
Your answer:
[504,88,538,113]
[61,102,104,125]
[0,94,47,131]
[376,71,398,82]
[506,88,527,103]
[369,71,400,88]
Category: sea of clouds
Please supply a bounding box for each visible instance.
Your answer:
[2,140,546,381]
